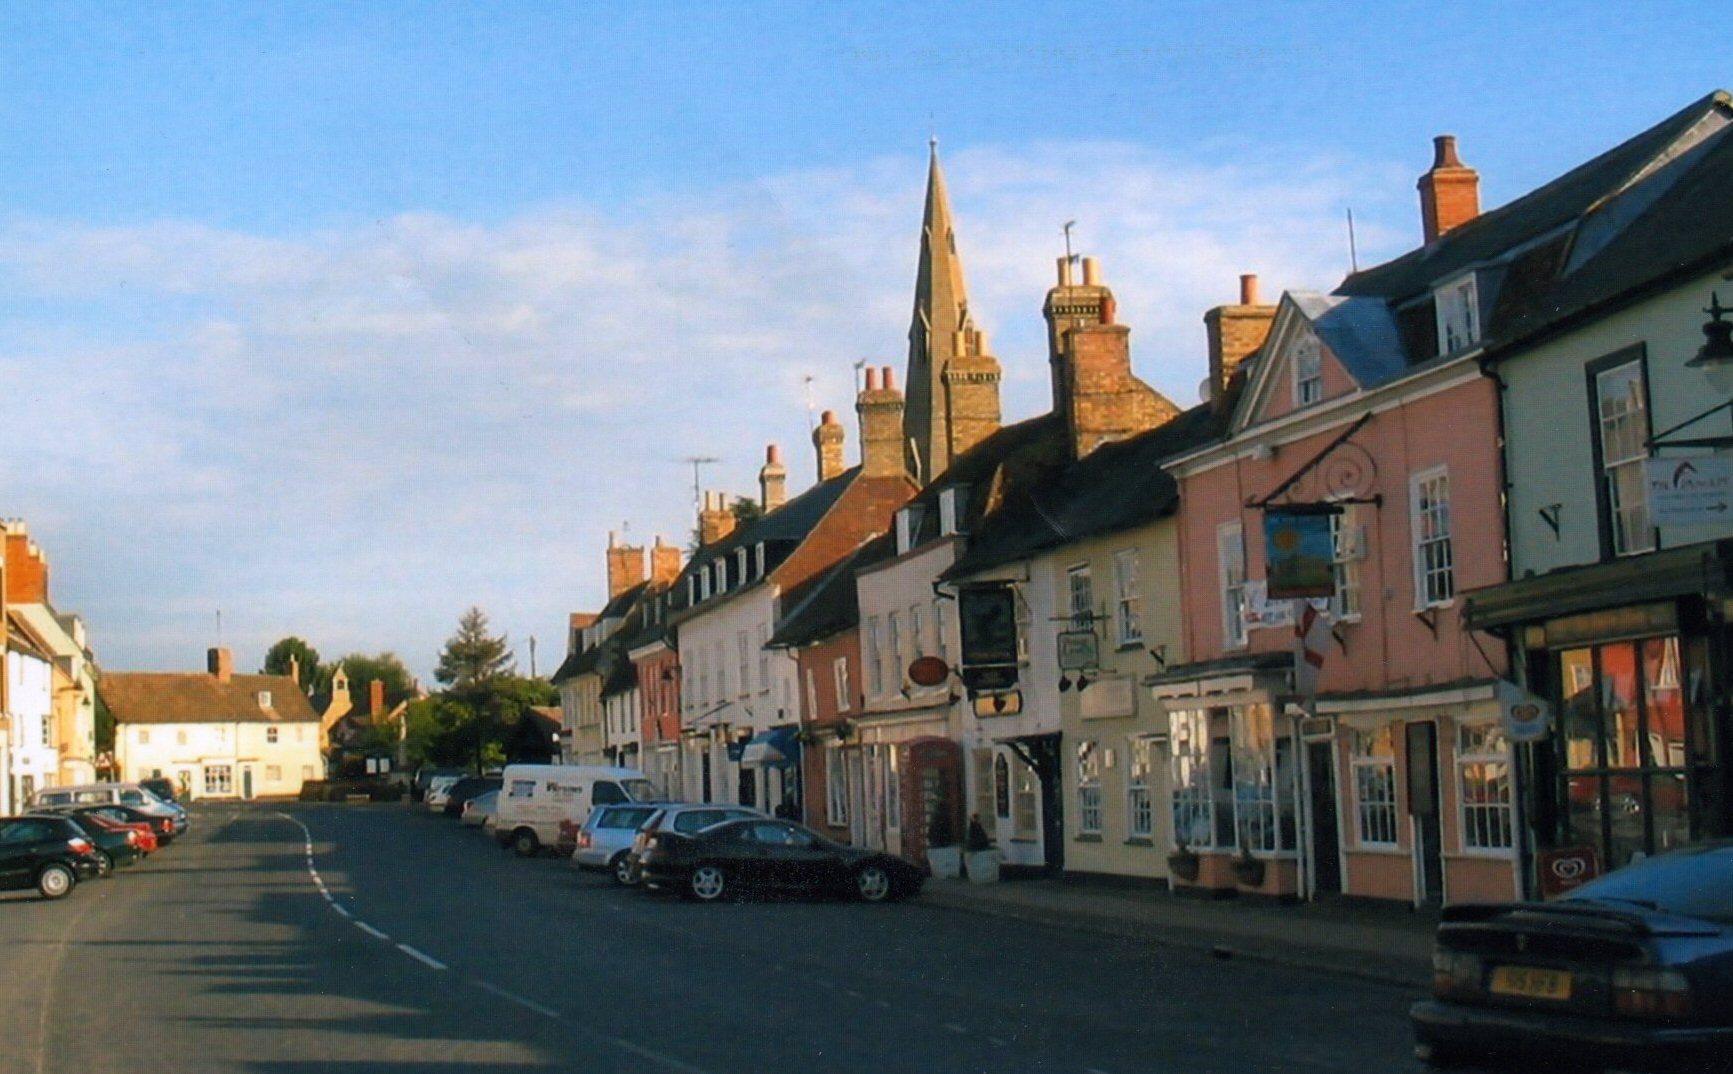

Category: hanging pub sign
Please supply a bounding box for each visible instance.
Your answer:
[959,582,1020,695]
[1496,679,1553,742]
[1262,504,1339,599]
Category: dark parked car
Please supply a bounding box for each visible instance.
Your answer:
[0,815,107,898]
[50,803,180,844]
[622,803,767,885]
[1413,841,1733,1072]
[32,811,146,873]
[441,775,503,818]
[637,817,925,903]
[140,777,184,805]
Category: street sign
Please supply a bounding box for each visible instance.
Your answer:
[1646,455,1733,526]
[1056,629,1099,671]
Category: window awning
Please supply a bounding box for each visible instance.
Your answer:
[740,725,800,768]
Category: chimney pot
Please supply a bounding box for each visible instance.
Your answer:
[208,647,233,684]
[1082,257,1100,286]
[881,366,896,392]
[766,443,781,464]
[1433,134,1461,168]
[864,367,880,392]
[1056,256,1072,286]
[1239,273,1260,306]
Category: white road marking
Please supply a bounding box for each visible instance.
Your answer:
[396,943,448,970]
[471,979,559,1019]
[353,921,390,941]
[331,904,351,918]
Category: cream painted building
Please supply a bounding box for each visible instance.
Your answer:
[102,647,322,800]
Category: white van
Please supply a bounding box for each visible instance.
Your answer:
[493,764,657,857]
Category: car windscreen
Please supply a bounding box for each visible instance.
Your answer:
[599,806,657,830]
[621,779,657,802]
[1562,846,1733,923]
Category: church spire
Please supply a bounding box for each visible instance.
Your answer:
[902,138,991,482]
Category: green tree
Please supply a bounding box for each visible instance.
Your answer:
[434,607,515,691]
[262,636,321,691]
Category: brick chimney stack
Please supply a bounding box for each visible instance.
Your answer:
[370,678,386,717]
[939,325,1001,480]
[1419,134,1480,243]
[698,491,738,547]
[288,654,301,689]
[1047,259,1179,460]
[1204,273,1278,413]
[812,409,846,482]
[758,443,788,512]
[3,521,49,605]
[208,647,233,684]
[857,365,907,479]
[650,536,682,586]
[605,531,647,600]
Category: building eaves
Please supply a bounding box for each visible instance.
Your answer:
[767,534,894,649]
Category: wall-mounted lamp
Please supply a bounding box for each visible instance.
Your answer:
[1689,292,1733,393]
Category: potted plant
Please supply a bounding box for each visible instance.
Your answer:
[1231,842,1266,888]
[925,808,961,879]
[1166,840,1201,883]
[963,814,1000,884]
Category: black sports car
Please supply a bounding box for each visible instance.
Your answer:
[638,817,926,903]
[1413,841,1733,1072]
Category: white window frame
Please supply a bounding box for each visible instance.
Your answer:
[1076,740,1102,835]
[756,624,770,692]
[736,631,750,699]
[804,668,819,720]
[865,616,884,698]
[934,600,950,665]
[832,657,851,712]
[1456,721,1514,853]
[896,505,926,555]
[1595,358,1654,557]
[1349,727,1399,848]
[1112,548,1142,646]
[939,486,967,536]
[1218,522,1248,649]
[1411,467,1455,609]
[1067,564,1094,631]
[137,727,150,746]
[266,727,278,744]
[887,612,904,690]
[825,747,848,826]
[1292,328,1323,407]
[1126,736,1154,840]
[1169,708,1218,850]
[1435,274,1480,354]
[1329,505,1363,621]
[735,547,748,584]
[204,764,233,796]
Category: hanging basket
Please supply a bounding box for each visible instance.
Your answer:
[1167,849,1201,883]
[1231,855,1266,887]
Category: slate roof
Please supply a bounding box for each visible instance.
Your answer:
[102,671,320,725]
[1339,91,1730,302]
[1286,293,1408,390]
[943,403,1222,580]
[767,534,895,649]
[893,414,1067,551]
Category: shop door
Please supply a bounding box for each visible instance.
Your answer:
[1406,722,1444,904]
[242,767,254,800]
[1306,741,1342,896]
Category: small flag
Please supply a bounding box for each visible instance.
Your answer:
[1294,599,1330,699]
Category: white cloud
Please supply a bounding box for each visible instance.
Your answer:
[0,139,1413,679]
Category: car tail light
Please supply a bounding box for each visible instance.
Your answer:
[1612,966,1692,1020]
[67,837,94,854]
[126,831,139,845]
[157,819,172,832]
[577,832,592,849]
[1432,949,1482,1000]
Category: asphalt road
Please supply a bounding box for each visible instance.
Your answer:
[0,802,1428,1074]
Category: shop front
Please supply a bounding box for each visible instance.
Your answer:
[1466,539,1733,890]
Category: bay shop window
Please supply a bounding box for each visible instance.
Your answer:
[1169,703,1296,854]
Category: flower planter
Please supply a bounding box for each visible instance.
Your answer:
[1231,856,1267,888]
[1167,851,1201,883]
[964,849,1000,884]
[927,846,962,879]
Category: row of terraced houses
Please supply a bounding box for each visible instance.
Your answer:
[552,91,1733,907]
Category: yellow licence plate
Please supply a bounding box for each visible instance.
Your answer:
[1489,965,1573,1000]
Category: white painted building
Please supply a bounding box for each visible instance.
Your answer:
[7,632,57,806]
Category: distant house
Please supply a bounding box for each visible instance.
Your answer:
[101,646,322,800]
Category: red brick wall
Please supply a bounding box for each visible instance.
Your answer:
[4,530,47,605]
[635,647,681,746]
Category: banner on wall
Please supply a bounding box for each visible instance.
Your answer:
[1263,505,1339,599]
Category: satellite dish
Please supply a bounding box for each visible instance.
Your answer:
[1198,377,1214,404]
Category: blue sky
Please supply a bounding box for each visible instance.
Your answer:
[0,2,1717,681]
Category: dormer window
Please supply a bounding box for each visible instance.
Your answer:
[1292,328,1323,407]
[755,542,766,577]
[257,691,272,709]
[939,486,967,537]
[735,547,749,584]
[1435,274,1480,355]
[698,569,711,601]
[896,505,927,554]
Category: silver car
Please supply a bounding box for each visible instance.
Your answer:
[571,803,667,883]
[460,789,498,829]
[624,803,767,887]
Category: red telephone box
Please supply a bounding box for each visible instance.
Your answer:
[900,736,963,865]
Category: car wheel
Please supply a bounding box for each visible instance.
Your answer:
[688,864,728,902]
[611,853,636,886]
[856,864,894,903]
[93,851,114,878]
[37,863,75,900]
[513,829,540,858]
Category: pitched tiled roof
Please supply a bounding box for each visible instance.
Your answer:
[101,671,320,725]
[1339,91,1730,302]
[768,534,895,648]
[943,404,1222,580]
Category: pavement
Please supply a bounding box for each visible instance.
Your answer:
[921,873,1438,989]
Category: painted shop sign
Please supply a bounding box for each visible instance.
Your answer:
[1646,455,1733,526]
